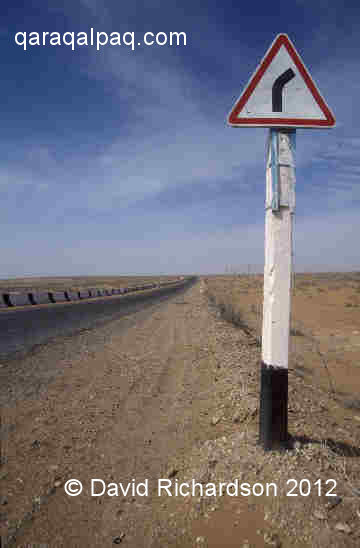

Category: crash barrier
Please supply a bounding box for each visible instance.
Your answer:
[0,279,188,309]
[65,291,79,301]
[78,290,90,299]
[49,291,68,303]
[31,292,53,305]
[6,293,32,307]
[0,294,10,307]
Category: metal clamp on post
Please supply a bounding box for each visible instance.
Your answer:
[267,129,296,213]
[270,129,280,211]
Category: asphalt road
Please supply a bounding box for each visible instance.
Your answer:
[0,278,196,362]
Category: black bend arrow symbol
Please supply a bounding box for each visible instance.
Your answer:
[272,68,295,112]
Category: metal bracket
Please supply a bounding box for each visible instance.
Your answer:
[270,129,279,211]
[269,129,296,212]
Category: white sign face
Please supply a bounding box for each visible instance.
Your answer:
[228,34,335,128]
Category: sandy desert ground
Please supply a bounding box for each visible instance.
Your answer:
[204,272,360,405]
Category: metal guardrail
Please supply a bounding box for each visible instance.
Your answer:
[0,278,189,309]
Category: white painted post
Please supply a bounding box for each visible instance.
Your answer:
[259,128,296,450]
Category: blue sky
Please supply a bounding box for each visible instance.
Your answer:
[1,1,359,276]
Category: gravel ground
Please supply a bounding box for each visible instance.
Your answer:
[1,279,360,547]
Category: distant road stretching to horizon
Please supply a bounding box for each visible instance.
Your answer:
[0,278,196,361]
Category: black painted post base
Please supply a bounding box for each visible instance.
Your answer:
[259,361,289,451]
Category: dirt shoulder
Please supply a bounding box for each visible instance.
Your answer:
[1,279,360,547]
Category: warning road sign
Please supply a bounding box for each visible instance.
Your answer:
[228,34,335,128]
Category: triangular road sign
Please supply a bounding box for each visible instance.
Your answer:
[228,34,335,128]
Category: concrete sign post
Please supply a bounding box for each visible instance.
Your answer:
[227,34,335,450]
[260,128,295,449]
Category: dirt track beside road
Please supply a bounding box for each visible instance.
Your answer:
[2,280,218,546]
